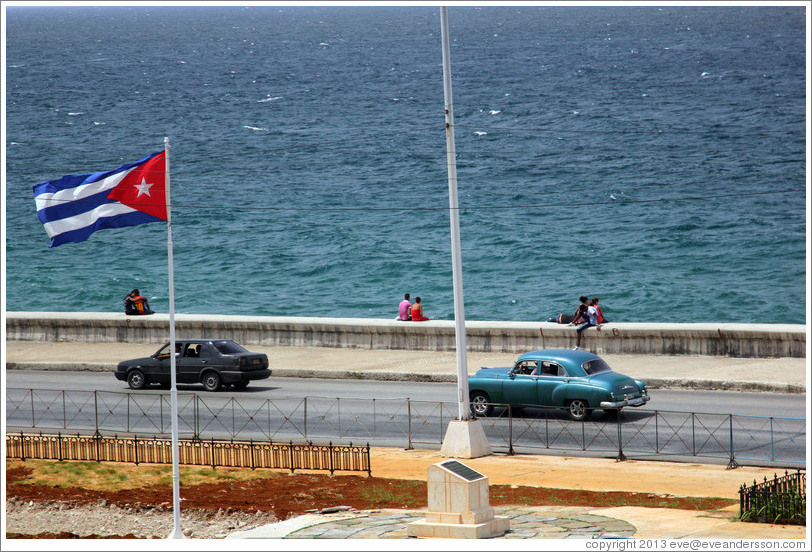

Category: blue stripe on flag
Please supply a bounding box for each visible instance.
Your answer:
[35,188,118,225]
[49,210,164,248]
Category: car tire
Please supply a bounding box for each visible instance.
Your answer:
[470,391,493,417]
[566,399,590,421]
[127,369,146,390]
[202,372,222,392]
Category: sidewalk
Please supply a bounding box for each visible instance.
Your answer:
[4,342,807,393]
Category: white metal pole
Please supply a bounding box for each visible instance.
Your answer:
[164,136,184,539]
[440,7,471,421]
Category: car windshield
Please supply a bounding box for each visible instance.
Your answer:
[582,358,613,375]
[212,340,247,354]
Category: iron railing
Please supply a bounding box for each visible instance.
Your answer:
[5,388,806,467]
[739,469,806,525]
[6,430,371,475]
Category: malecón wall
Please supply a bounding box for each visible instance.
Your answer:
[5,312,806,358]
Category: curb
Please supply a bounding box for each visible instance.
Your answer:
[5,362,804,393]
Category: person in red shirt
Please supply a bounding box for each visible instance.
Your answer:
[410,296,430,321]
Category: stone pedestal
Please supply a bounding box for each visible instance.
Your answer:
[407,459,509,539]
[440,418,492,459]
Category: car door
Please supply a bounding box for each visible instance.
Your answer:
[535,361,567,407]
[502,360,541,406]
[177,342,207,384]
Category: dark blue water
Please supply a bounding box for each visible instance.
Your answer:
[5,6,806,323]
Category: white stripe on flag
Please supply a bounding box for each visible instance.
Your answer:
[34,169,132,212]
[41,202,139,238]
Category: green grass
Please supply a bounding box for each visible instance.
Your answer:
[7,459,281,491]
[358,480,424,508]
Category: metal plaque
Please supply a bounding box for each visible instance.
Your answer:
[440,460,485,481]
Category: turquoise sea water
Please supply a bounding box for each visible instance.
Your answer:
[4,5,807,323]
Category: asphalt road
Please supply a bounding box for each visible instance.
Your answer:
[6,370,807,466]
[4,370,807,417]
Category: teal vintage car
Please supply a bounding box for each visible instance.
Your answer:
[468,349,650,421]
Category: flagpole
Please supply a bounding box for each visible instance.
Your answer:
[440,7,470,421]
[164,136,184,539]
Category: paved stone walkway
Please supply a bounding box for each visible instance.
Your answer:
[231,506,636,539]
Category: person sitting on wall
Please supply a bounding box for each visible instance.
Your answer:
[124,289,154,315]
[410,296,430,321]
[398,293,412,321]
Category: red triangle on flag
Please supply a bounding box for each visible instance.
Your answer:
[106,152,168,220]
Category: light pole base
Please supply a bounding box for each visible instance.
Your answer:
[166,526,186,539]
[440,419,492,459]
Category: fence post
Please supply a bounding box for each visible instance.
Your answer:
[94,390,100,437]
[328,441,334,475]
[195,395,201,441]
[289,440,295,473]
[691,412,696,456]
[250,439,255,471]
[58,432,63,462]
[95,432,101,462]
[30,391,35,428]
[62,390,67,430]
[507,406,515,456]
[726,414,739,469]
[134,434,139,465]
[365,443,371,477]
[406,398,413,450]
[616,409,626,462]
[655,410,659,454]
[303,397,308,439]
[20,430,26,461]
[211,437,216,470]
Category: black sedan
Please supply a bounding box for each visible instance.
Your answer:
[114,339,271,391]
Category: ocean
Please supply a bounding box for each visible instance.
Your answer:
[4,5,807,324]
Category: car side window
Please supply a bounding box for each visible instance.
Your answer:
[539,361,563,377]
[198,344,216,358]
[183,344,201,358]
[156,344,171,360]
[514,360,540,376]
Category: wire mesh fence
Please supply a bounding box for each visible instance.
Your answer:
[5,388,806,467]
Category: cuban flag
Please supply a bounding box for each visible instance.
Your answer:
[33,151,167,248]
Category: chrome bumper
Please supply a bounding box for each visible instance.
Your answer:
[600,395,651,409]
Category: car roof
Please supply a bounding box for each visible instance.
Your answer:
[516,349,601,364]
[166,339,235,344]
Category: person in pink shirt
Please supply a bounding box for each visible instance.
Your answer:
[398,293,412,321]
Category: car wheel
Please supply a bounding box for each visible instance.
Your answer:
[202,372,222,392]
[469,391,493,417]
[232,381,249,390]
[566,399,590,421]
[127,369,146,390]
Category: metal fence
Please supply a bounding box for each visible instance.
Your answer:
[739,469,806,525]
[5,388,806,467]
[6,431,371,475]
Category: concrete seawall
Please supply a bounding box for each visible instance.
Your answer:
[5,312,806,358]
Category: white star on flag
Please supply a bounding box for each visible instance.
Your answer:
[134,178,153,197]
